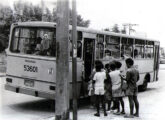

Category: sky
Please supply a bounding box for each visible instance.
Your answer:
[1,0,165,47]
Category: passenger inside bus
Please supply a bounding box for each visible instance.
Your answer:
[34,37,42,55]
[34,34,51,56]
[134,49,139,58]
[40,34,50,55]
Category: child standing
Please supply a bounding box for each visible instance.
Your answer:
[93,61,107,117]
[123,58,139,118]
[109,62,124,115]
[115,61,125,114]
[104,63,112,111]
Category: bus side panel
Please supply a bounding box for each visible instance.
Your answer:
[103,59,154,85]
[134,59,154,85]
[6,55,83,99]
[68,60,83,98]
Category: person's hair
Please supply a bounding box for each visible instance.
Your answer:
[95,64,102,72]
[105,63,110,69]
[95,60,104,69]
[109,62,116,71]
[36,37,42,44]
[115,61,122,69]
[125,58,134,66]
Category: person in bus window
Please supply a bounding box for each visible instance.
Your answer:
[34,37,42,55]
[134,49,139,58]
[40,34,50,55]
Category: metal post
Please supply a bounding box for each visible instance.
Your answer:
[72,0,77,120]
[55,0,70,120]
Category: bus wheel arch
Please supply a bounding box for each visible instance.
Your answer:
[139,73,150,91]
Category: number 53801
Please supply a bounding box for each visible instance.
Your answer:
[24,65,38,72]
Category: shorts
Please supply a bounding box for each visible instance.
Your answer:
[126,87,138,96]
[112,88,125,97]
[95,88,104,95]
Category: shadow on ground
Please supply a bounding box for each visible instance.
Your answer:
[10,99,55,112]
[7,97,91,113]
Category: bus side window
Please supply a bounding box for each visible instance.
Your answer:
[145,41,154,59]
[77,41,82,58]
[96,34,104,59]
[121,37,133,58]
[135,39,145,59]
[104,35,120,59]
[96,43,104,59]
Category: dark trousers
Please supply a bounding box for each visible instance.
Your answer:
[95,95,106,114]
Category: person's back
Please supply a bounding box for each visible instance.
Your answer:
[124,58,140,118]
[93,61,107,117]
[94,71,106,89]
[126,66,139,90]
[110,70,121,90]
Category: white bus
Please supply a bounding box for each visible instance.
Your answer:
[5,21,160,99]
[160,47,165,64]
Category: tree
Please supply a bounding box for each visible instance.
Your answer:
[76,15,90,27]
[104,28,110,31]
[13,1,43,22]
[0,5,13,50]
[121,26,127,34]
[104,24,127,34]
[52,9,90,27]
[111,24,120,33]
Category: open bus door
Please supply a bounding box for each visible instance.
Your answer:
[154,42,160,81]
[81,33,96,96]
[83,38,95,82]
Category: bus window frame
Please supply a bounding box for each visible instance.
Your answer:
[10,26,57,57]
[121,37,133,58]
[134,39,145,59]
[96,34,104,59]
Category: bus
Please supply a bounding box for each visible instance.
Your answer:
[160,47,165,64]
[5,21,160,99]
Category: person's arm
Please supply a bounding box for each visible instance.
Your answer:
[92,73,97,84]
[137,70,140,82]
[126,70,131,82]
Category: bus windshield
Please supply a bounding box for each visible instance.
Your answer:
[10,27,56,57]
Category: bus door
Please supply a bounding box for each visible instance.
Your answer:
[83,38,95,82]
[154,43,160,81]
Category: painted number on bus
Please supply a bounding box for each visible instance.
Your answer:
[24,65,38,73]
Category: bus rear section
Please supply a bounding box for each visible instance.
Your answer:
[5,55,57,99]
[5,22,82,99]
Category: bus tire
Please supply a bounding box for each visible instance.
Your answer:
[139,74,150,91]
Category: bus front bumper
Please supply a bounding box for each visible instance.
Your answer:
[5,84,55,100]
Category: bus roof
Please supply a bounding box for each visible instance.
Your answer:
[13,21,159,42]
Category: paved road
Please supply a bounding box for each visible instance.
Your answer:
[1,64,165,120]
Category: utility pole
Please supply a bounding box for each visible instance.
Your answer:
[41,0,47,21]
[123,23,138,35]
[72,0,77,120]
[55,0,70,120]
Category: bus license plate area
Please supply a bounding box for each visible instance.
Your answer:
[24,79,34,87]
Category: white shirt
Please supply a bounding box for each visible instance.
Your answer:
[93,71,106,89]
[109,70,121,90]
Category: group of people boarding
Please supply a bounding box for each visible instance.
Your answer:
[89,58,139,118]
